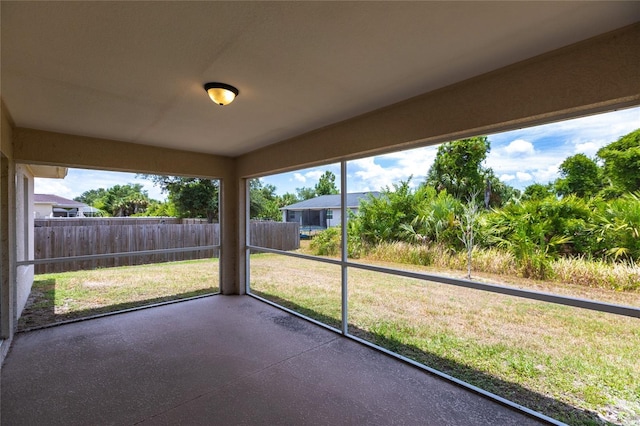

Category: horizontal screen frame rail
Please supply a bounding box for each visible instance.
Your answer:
[248,245,639,318]
[17,245,221,266]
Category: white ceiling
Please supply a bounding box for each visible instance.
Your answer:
[2,2,639,157]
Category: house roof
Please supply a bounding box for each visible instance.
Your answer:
[2,3,637,158]
[34,194,87,209]
[282,192,380,211]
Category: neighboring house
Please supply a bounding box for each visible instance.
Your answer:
[281,192,380,229]
[34,194,90,218]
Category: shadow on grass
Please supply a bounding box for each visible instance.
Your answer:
[18,278,216,331]
[252,290,613,426]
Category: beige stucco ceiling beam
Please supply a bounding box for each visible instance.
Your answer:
[237,23,640,178]
[12,128,233,179]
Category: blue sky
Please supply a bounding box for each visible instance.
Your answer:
[35,106,640,201]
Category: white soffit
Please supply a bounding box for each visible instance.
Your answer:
[27,165,68,179]
[2,2,639,157]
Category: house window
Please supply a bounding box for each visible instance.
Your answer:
[326,209,333,220]
[288,210,296,221]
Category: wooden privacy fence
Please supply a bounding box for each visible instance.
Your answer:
[35,224,219,274]
[34,220,299,274]
[250,221,300,251]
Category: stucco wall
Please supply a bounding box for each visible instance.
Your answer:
[326,208,340,228]
[14,165,34,318]
[34,204,53,219]
[1,100,16,365]
[325,208,358,228]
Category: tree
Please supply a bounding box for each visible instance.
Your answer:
[522,183,555,201]
[278,192,298,208]
[483,196,578,279]
[555,153,601,198]
[315,171,339,196]
[352,178,461,247]
[295,186,317,201]
[74,188,108,206]
[484,171,520,207]
[354,179,419,245]
[400,186,462,248]
[76,184,150,217]
[141,175,219,222]
[249,179,281,220]
[295,171,339,200]
[597,128,640,193]
[135,200,178,217]
[105,184,151,217]
[458,193,480,279]
[425,136,492,202]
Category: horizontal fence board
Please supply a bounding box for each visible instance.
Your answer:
[34,220,299,273]
[35,217,208,227]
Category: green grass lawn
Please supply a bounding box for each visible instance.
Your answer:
[250,252,640,426]
[19,258,219,330]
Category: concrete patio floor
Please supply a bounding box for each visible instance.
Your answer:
[1,295,545,425]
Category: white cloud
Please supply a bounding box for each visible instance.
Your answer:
[349,158,406,192]
[350,157,383,180]
[486,148,564,177]
[304,170,324,181]
[500,174,515,182]
[346,146,438,192]
[289,169,336,186]
[34,179,75,199]
[532,165,561,184]
[574,141,599,155]
[516,172,532,181]
[482,106,640,189]
[380,147,437,180]
[262,164,341,195]
[492,107,640,155]
[503,139,535,156]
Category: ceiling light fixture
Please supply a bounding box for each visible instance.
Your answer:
[204,82,239,106]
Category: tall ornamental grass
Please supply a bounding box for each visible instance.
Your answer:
[365,242,639,291]
[310,236,639,291]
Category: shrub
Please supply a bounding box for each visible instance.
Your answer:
[401,188,463,249]
[310,227,341,256]
[353,180,463,250]
[592,193,640,261]
[356,179,424,245]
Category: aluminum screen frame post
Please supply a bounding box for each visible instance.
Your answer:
[244,178,251,295]
[340,161,348,335]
